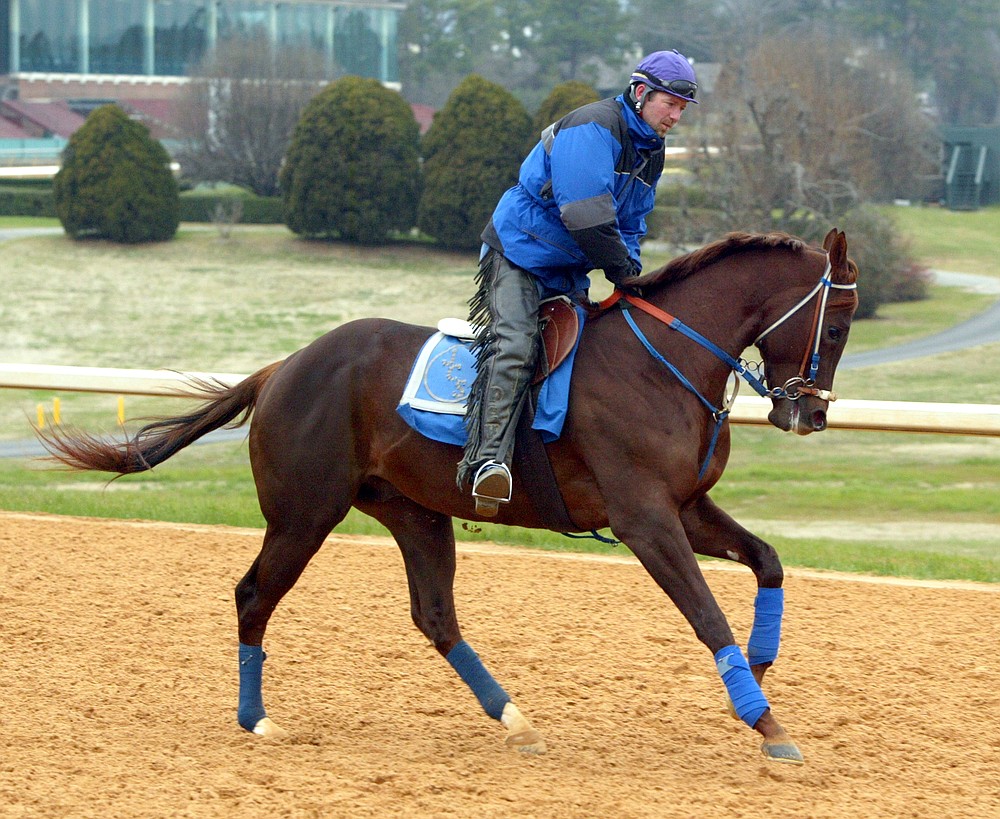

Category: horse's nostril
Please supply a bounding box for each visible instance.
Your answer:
[812,410,827,431]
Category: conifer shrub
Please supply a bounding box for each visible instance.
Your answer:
[280,76,421,242]
[839,205,929,318]
[53,104,179,243]
[417,75,532,250]
[533,80,600,135]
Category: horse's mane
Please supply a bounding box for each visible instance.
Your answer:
[637,232,809,289]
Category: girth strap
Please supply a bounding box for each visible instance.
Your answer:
[514,386,581,532]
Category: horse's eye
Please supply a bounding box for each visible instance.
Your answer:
[828,326,843,341]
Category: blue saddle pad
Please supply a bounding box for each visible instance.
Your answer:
[396,311,585,446]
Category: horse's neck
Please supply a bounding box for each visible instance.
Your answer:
[651,258,775,355]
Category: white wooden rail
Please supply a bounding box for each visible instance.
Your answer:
[2,363,1000,437]
[0,363,248,397]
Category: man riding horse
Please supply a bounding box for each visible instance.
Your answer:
[459,49,699,516]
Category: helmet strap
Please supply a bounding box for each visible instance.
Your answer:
[630,82,651,113]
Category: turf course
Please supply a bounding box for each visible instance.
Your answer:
[1,210,997,582]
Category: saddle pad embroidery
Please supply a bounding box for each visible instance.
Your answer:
[397,315,584,446]
[399,332,474,415]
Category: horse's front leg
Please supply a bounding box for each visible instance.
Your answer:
[681,494,785,689]
[678,495,802,762]
[612,506,803,765]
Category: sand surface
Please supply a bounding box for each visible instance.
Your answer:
[2,511,998,818]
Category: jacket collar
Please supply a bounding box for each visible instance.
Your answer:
[616,94,664,152]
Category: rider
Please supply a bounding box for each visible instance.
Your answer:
[458,49,698,515]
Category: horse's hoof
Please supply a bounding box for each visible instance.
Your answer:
[505,729,548,755]
[500,702,547,755]
[761,738,804,765]
[251,717,289,739]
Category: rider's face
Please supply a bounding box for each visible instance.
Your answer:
[640,89,688,138]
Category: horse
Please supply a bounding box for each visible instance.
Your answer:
[38,228,859,764]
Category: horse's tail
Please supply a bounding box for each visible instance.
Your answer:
[37,361,284,475]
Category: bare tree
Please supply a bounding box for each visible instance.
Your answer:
[695,32,936,239]
[175,36,329,196]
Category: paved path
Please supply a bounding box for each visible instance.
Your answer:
[840,270,1000,369]
[0,226,64,241]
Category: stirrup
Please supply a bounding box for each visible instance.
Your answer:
[472,462,512,517]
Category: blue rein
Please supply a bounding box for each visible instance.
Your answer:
[611,253,852,480]
[620,302,770,399]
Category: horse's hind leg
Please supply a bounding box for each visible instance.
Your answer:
[235,518,334,738]
[357,492,546,754]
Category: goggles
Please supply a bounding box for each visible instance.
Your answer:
[633,72,698,101]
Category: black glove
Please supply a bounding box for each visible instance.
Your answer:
[612,260,643,297]
[569,289,601,312]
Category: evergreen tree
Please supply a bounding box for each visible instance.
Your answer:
[533,80,599,136]
[53,104,179,243]
[417,75,532,249]
[280,76,421,242]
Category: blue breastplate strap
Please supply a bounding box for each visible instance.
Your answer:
[620,304,729,480]
[715,645,770,727]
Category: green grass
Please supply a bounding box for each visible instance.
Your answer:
[750,536,997,583]
[2,438,265,526]
[2,214,999,584]
[879,203,1000,279]
[6,430,996,582]
[838,285,995,353]
[835,340,1000,401]
[0,215,60,228]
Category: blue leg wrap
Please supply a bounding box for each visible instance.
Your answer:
[715,645,769,727]
[445,640,511,721]
[747,587,784,666]
[238,642,268,731]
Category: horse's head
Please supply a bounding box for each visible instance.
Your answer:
[755,228,859,435]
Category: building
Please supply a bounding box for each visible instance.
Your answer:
[0,0,406,146]
[940,125,1000,210]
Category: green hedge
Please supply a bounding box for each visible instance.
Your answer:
[281,76,422,242]
[178,191,285,223]
[54,104,180,243]
[0,183,283,223]
[0,185,56,217]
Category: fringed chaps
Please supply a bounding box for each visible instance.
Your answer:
[456,249,540,489]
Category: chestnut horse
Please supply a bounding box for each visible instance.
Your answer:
[39,229,858,764]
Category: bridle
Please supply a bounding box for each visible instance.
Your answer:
[752,256,858,401]
[598,252,857,479]
[603,252,858,401]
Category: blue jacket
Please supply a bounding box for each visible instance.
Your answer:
[482,94,665,296]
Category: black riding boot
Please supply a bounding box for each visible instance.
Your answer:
[458,249,540,516]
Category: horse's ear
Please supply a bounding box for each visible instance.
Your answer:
[828,230,853,283]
